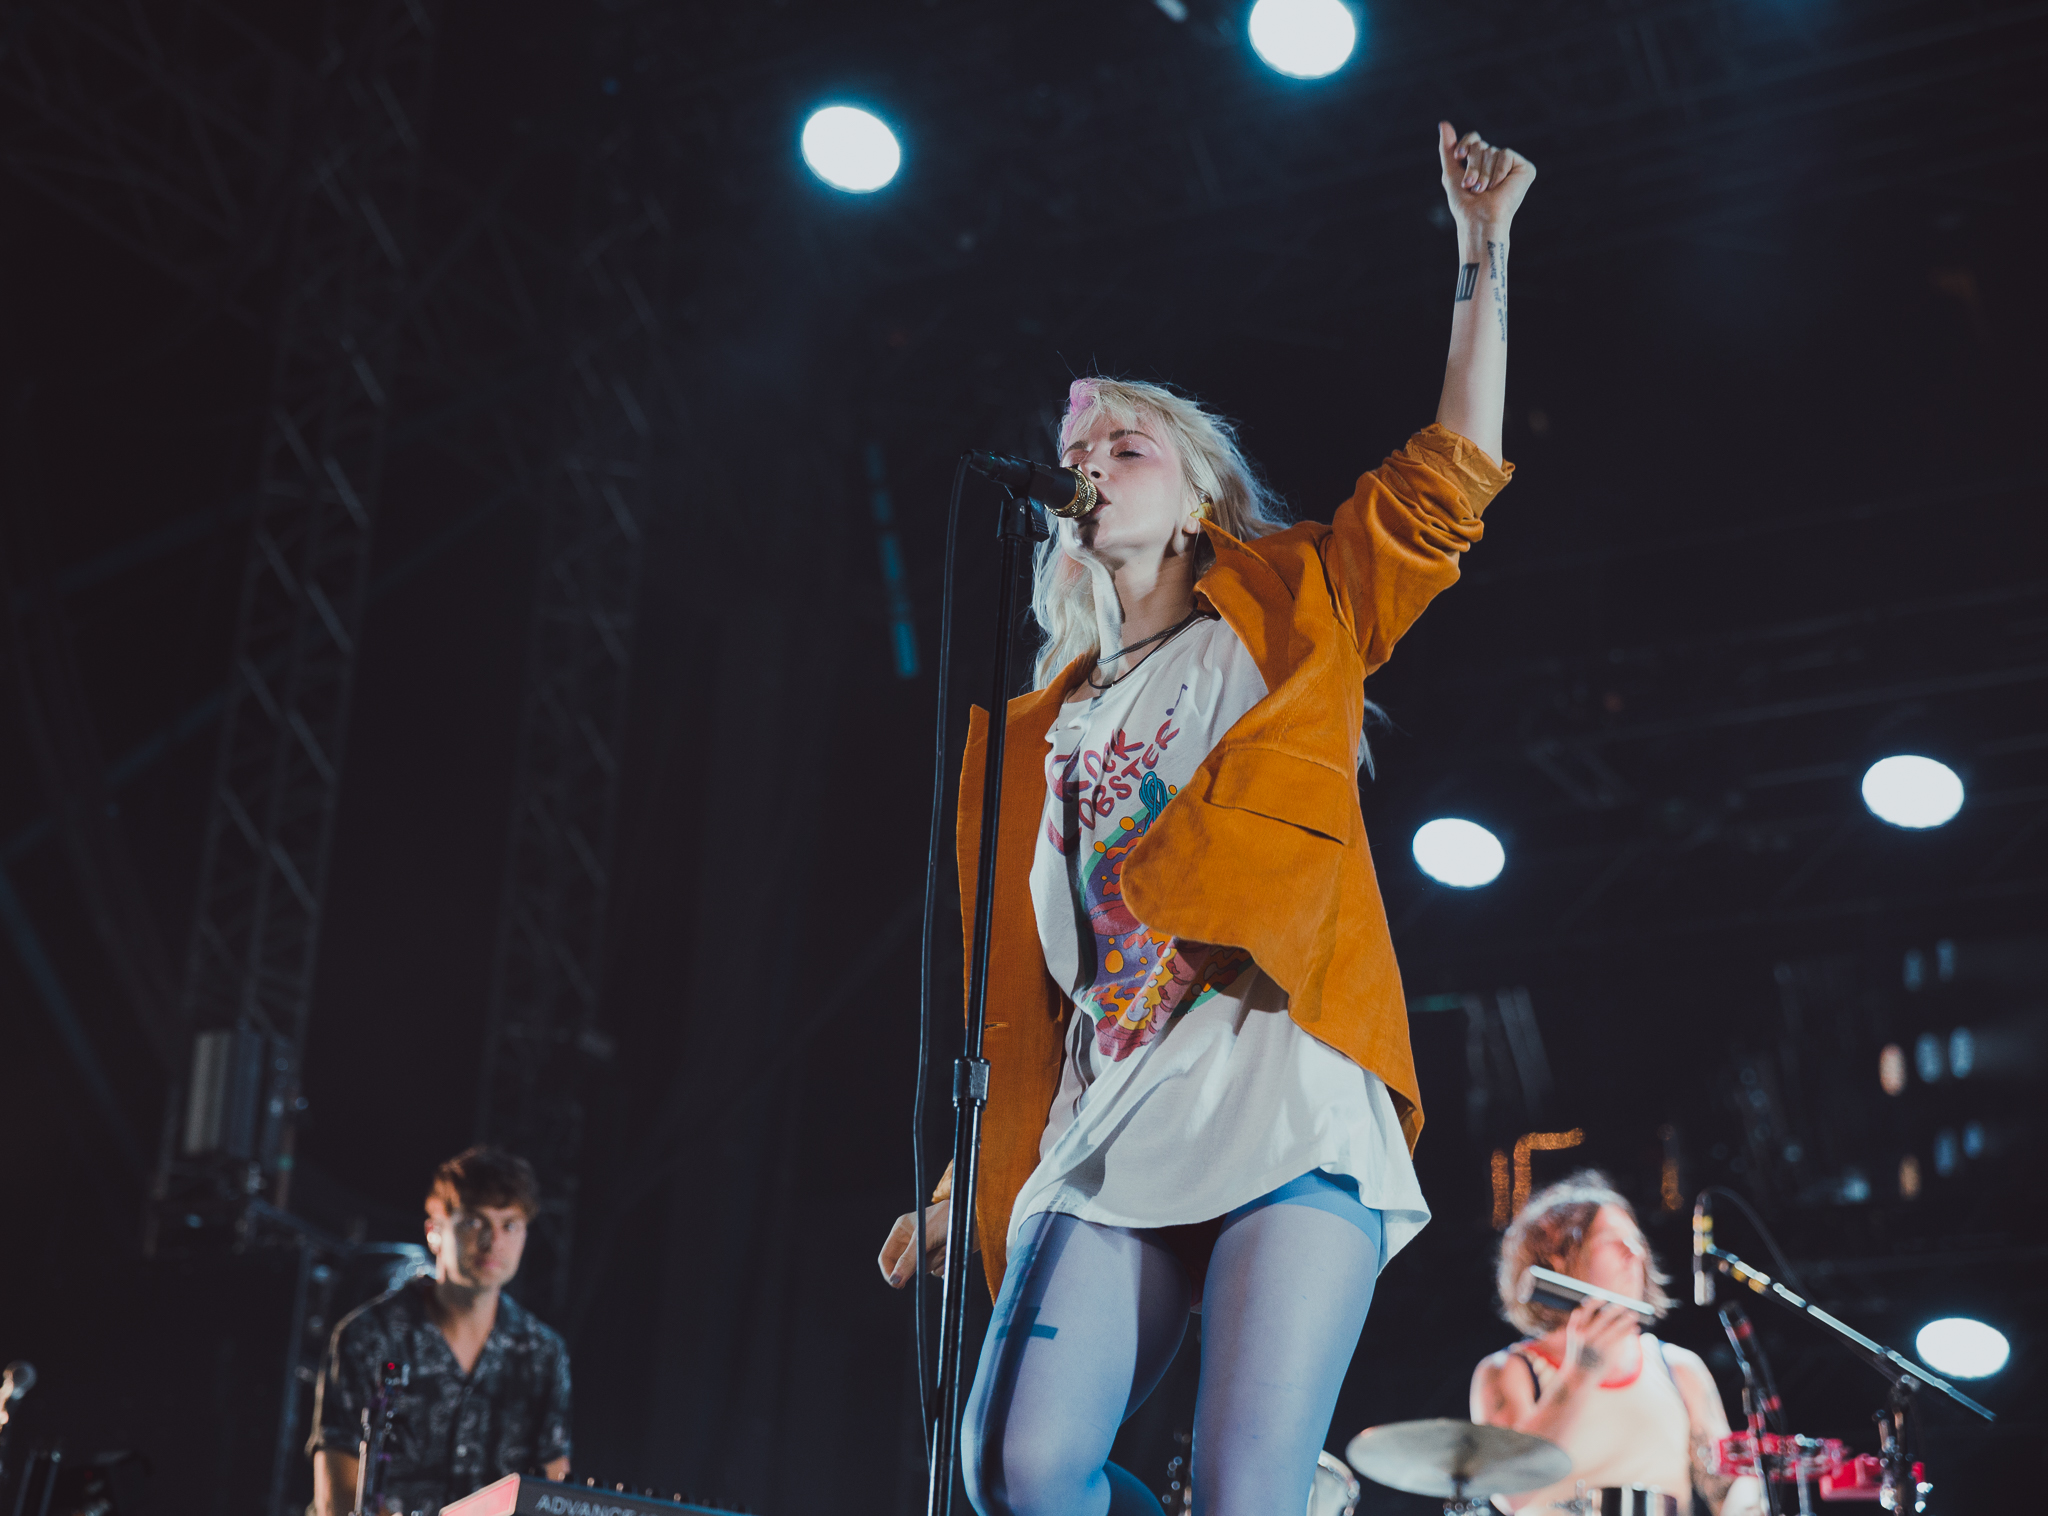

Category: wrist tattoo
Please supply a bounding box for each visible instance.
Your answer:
[1576,1346,1603,1372]
[1487,238,1507,341]
[1455,262,1479,301]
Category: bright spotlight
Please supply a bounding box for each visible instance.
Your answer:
[1915,1317,2009,1378]
[1248,0,1358,79]
[1860,754,1963,829]
[1412,818,1504,888]
[800,105,901,193]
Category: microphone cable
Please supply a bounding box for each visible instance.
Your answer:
[912,453,968,1469]
[1701,1184,1807,1296]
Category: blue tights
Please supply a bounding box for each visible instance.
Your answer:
[961,1173,1384,1516]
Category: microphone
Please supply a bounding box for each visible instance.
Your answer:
[965,451,1099,519]
[1694,1191,1715,1307]
[1,1362,33,1403]
[1517,1266,1657,1320]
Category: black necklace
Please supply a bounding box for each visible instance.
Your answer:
[1084,607,1209,691]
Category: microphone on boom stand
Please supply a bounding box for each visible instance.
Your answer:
[965,451,1099,518]
[1694,1190,1715,1307]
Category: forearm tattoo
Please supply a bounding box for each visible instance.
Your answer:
[1487,238,1507,341]
[1692,1434,1736,1507]
[1455,262,1479,301]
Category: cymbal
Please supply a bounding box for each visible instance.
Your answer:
[1345,1419,1571,1499]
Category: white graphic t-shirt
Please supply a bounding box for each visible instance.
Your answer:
[1012,613,1430,1262]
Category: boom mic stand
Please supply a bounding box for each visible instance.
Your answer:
[1700,1241,1994,1514]
[923,474,1051,1516]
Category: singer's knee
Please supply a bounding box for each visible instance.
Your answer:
[961,1410,1102,1516]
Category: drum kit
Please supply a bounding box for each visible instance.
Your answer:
[1323,1414,1925,1516]
[1308,1232,2000,1516]
[1337,1418,1569,1514]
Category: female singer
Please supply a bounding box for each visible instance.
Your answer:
[881,121,1536,1516]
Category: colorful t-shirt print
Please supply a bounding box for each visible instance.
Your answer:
[1031,617,1267,1062]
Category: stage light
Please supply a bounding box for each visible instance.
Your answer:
[1915,1032,1943,1082]
[800,105,901,193]
[1412,818,1504,888]
[1915,1317,2009,1378]
[1878,1043,1906,1096]
[1860,754,1963,829]
[1933,1129,1959,1177]
[1248,0,1358,79]
[1949,1026,1975,1077]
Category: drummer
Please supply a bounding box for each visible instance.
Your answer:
[1469,1172,1765,1515]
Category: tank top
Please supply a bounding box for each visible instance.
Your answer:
[1498,1334,1692,1511]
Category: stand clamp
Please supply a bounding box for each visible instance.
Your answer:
[953,1058,990,1106]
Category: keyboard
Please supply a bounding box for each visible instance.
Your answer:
[442,1474,743,1516]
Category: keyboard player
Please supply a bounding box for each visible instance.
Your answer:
[309,1146,572,1516]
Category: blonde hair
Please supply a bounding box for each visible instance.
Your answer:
[1029,378,1289,688]
[1495,1169,1673,1336]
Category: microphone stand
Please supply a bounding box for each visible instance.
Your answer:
[1718,1306,1783,1516]
[352,1360,410,1516]
[925,477,1048,1516]
[1702,1244,1993,1515]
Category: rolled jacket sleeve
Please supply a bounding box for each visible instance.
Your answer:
[1324,423,1512,675]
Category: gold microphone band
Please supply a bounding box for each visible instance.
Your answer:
[1048,469,1099,519]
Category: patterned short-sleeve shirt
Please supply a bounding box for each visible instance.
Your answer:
[308,1278,571,1515]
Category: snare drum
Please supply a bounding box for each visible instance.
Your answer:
[1307,1450,1360,1516]
[1593,1490,1678,1516]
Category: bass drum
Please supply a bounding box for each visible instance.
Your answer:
[1308,1451,1360,1516]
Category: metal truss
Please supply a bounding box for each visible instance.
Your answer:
[0,0,305,324]
[148,0,440,1246]
[473,2,676,1313]
[0,0,581,1244]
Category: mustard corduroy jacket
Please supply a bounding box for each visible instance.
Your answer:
[955,423,1513,1295]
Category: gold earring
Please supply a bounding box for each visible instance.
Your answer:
[1194,495,1212,519]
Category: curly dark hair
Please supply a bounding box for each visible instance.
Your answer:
[426,1145,540,1221]
[1495,1168,1671,1335]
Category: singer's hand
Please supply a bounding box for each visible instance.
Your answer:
[1562,1300,1639,1378]
[1438,121,1535,232]
[878,1197,950,1288]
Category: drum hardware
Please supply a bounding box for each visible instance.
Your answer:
[1153,1438,1357,1515]
[1586,1490,1677,1516]
[1698,1228,1993,1516]
[1157,1428,1190,1513]
[1161,1452,1188,1513]
[1306,1450,1358,1516]
[1344,1419,1570,1515]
